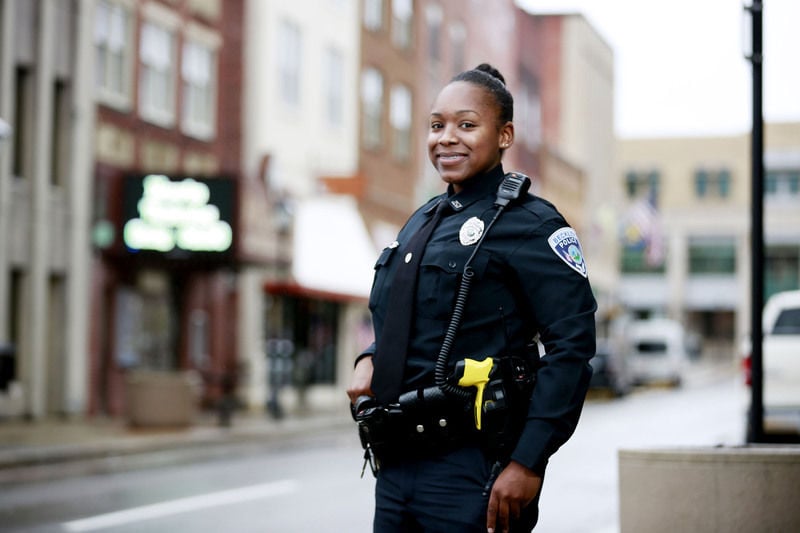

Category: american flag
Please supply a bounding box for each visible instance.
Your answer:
[621,196,665,267]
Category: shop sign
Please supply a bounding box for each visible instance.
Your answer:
[122,174,235,259]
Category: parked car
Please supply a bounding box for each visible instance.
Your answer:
[743,290,800,436]
[626,318,688,387]
[589,338,632,396]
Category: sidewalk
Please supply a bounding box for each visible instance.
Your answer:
[0,407,355,484]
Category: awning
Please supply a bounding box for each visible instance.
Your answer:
[266,195,377,302]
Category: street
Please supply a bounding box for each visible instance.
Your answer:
[537,366,745,533]
[0,365,745,533]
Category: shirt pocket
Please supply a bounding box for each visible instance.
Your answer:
[417,243,490,320]
[368,246,397,313]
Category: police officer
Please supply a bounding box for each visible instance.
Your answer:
[347,63,596,533]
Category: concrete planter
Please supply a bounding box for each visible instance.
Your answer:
[619,446,800,532]
[125,371,198,428]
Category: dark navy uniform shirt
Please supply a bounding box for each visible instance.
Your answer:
[361,164,597,474]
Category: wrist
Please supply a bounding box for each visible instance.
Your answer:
[353,352,373,369]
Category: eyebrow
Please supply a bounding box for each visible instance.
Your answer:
[430,109,481,117]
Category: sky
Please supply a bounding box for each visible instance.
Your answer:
[516,0,800,138]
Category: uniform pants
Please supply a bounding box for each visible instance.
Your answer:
[373,446,541,532]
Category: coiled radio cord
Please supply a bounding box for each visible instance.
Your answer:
[434,206,506,400]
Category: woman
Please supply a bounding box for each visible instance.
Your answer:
[348,64,596,532]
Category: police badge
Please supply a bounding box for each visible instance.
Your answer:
[459,217,484,246]
[547,227,588,277]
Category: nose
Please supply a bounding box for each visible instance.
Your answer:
[438,124,457,145]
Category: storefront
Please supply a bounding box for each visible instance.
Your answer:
[260,195,377,416]
[89,170,240,418]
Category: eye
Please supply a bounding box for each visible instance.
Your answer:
[459,122,476,129]
[430,122,443,130]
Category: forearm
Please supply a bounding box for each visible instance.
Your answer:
[511,310,596,473]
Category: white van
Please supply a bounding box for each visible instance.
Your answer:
[626,318,688,386]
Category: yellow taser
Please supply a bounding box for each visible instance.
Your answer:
[457,357,494,430]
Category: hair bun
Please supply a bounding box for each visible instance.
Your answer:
[475,63,506,86]
[449,62,514,124]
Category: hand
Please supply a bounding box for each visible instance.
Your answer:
[486,461,541,533]
[346,355,374,404]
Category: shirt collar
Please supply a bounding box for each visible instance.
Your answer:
[444,164,505,212]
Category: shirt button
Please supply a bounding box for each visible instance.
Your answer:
[405,253,413,263]
[448,260,457,269]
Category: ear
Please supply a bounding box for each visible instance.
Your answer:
[499,121,514,149]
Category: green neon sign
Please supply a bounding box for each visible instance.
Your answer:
[123,174,233,253]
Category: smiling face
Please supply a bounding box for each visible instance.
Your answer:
[427,81,514,191]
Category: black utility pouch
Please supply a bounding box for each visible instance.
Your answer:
[351,397,402,461]
[396,386,475,455]
[351,387,476,469]
[479,356,536,458]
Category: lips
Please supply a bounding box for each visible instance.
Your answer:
[436,153,467,165]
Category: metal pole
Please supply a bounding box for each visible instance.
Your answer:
[746,0,764,444]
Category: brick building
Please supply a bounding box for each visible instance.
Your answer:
[89,0,247,416]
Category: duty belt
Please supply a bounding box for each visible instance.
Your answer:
[352,355,535,477]
[353,386,476,471]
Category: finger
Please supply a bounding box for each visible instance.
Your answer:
[497,499,510,533]
[486,493,498,532]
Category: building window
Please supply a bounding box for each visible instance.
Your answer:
[361,68,383,149]
[189,309,210,369]
[695,171,707,196]
[278,19,302,108]
[281,297,339,386]
[766,246,800,298]
[391,0,413,50]
[323,47,344,128]
[625,169,660,204]
[47,275,67,392]
[9,270,24,352]
[426,4,443,63]
[449,22,466,76]
[694,168,731,199]
[139,22,176,127]
[363,0,384,31]
[51,79,70,186]
[518,70,541,150]
[182,40,217,140]
[687,310,735,342]
[765,169,800,198]
[115,273,178,370]
[688,237,736,274]
[94,0,132,109]
[12,67,33,179]
[620,247,666,274]
[390,84,412,161]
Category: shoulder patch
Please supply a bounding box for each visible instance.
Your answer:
[547,227,588,278]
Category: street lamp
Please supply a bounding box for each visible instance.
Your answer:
[742,1,764,444]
